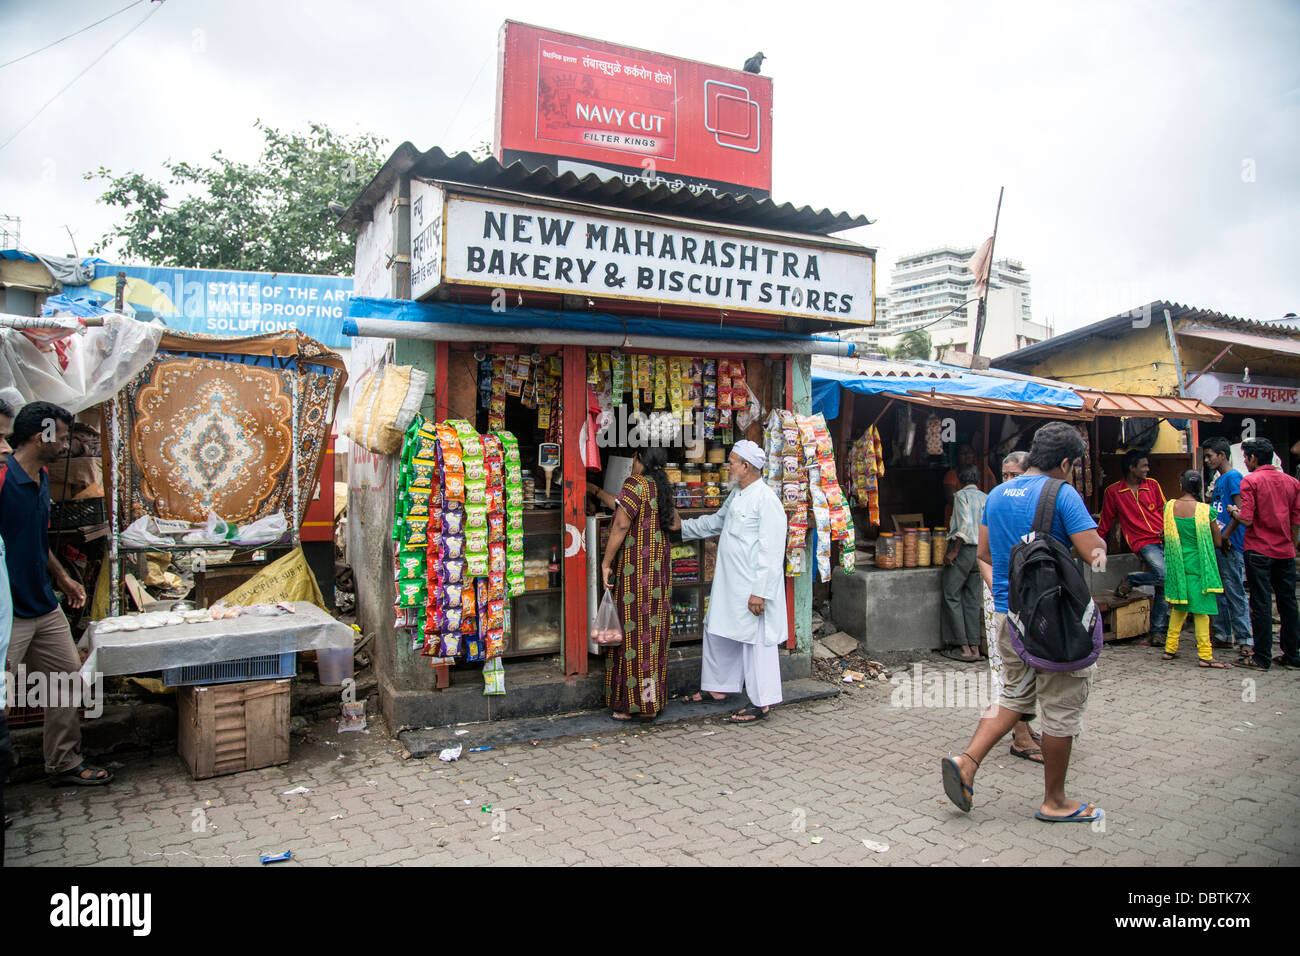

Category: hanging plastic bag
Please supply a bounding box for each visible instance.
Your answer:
[589,588,624,651]
[119,515,174,549]
[233,511,288,545]
[182,511,236,544]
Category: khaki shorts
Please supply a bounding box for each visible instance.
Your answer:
[993,612,1094,738]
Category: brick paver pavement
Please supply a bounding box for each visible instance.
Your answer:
[6,641,1298,865]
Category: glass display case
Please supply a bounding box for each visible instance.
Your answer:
[506,507,563,657]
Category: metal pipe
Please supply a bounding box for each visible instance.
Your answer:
[0,315,104,329]
[344,317,856,356]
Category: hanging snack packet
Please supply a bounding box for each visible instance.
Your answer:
[483,656,506,694]
[489,541,506,573]
[464,506,488,531]
[461,582,477,617]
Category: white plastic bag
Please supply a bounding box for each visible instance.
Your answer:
[233,511,288,545]
[589,589,624,653]
[182,511,235,544]
[119,516,173,549]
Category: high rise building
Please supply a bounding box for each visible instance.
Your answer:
[842,246,1051,357]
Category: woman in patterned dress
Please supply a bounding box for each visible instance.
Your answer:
[592,447,677,721]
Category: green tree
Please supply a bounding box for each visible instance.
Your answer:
[890,329,932,361]
[85,121,387,275]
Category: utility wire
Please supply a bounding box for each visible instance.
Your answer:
[0,1,165,153]
[0,0,145,69]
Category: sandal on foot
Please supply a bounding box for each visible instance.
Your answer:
[726,706,768,724]
[49,763,114,787]
[1036,802,1102,823]
[1198,659,1232,669]
[941,752,977,812]
[682,690,727,704]
[1010,744,1045,763]
[1161,652,1178,661]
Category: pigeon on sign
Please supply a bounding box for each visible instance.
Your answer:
[743,52,766,74]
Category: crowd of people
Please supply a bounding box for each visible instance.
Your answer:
[937,424,1300,822]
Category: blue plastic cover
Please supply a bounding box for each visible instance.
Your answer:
[344,295,855,350]
[811,365,1083,420]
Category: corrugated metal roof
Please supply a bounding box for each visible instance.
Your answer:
[1178,326,1300,358]
[339,144,873,237]
[993,300,1300,368]
[1077,389,1221,422]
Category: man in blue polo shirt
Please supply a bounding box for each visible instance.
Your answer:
[1,398,14,856]
[942,422,1107,823]
[1,401,112,786]
[1202,437,1252,662]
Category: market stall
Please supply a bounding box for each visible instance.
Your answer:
[814,359,1222,653]
[337,145,876,729]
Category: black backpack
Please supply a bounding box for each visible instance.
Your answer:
[1006,479,1102,672]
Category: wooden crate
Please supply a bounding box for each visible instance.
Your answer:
[1095,594,1151,642]
[177,679,290,780]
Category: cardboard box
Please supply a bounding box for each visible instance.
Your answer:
[1096,594,1151,642]
[177,679,291,779]
[46,457,102,500]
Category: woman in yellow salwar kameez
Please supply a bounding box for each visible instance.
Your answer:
[1163,470,1232,668]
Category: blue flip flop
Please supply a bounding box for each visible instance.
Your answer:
[1035,802,1103,823]
[941,755,975,812]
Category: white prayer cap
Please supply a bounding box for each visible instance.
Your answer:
[731,439,765,471]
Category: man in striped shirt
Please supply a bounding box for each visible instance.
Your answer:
[1098,449,1169,643]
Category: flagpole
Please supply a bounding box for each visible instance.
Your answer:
[971,186,1004,357]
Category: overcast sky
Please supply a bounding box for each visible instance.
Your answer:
[1,0,1296,333]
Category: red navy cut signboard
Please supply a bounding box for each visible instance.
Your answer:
[495,21,773,200]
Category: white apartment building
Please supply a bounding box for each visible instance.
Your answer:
[843,246,1052,357]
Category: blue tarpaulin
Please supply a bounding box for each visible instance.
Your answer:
[344,296,856,350]
[811,365,1083,420]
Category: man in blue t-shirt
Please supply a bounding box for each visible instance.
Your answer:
[1,402,112,787]
[942,422,1107,823]
[1203,437,1252,660]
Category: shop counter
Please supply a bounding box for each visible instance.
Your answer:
[79,601,354,679]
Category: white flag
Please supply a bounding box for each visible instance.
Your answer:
[967,237,994,296]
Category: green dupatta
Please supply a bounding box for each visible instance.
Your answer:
[1163,500,1223,606]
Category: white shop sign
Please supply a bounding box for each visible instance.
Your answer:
[423,192,875,324]
[410,179,445,301]
[1187,372,1300,413]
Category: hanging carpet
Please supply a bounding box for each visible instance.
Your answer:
[114,330,346,527]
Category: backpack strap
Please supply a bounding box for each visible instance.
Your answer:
[1030,478,1065,538]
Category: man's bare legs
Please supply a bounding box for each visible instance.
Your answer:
[951,706,1094,817]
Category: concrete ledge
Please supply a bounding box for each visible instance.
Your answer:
[380,645,810,732]
[832,565,944,654]
[398,677,838,757]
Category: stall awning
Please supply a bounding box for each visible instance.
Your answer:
[345,296,855,355]
[1177,326,1300,358]
[1076,390,1222,422]
[811,365,1085,420]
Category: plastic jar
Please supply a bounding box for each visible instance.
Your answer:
[931,527,948,559]
[704,483,721,507]
[702,466,720,485]
[718,464,730,485]
[707,441,726,464]
[902,528,920,568]
[916,528,932,567]
[875,533,896,570]
[683,465,702,486]
[664,464,683,484]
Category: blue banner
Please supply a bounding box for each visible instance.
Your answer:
[60,264,354,349]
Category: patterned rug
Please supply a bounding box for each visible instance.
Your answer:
[115,333,345,527]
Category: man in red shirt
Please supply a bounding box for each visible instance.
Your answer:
[1098,450,1169,641]
[1226,438,1300,670]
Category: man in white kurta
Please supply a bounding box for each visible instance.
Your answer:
[680,440,788,721]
